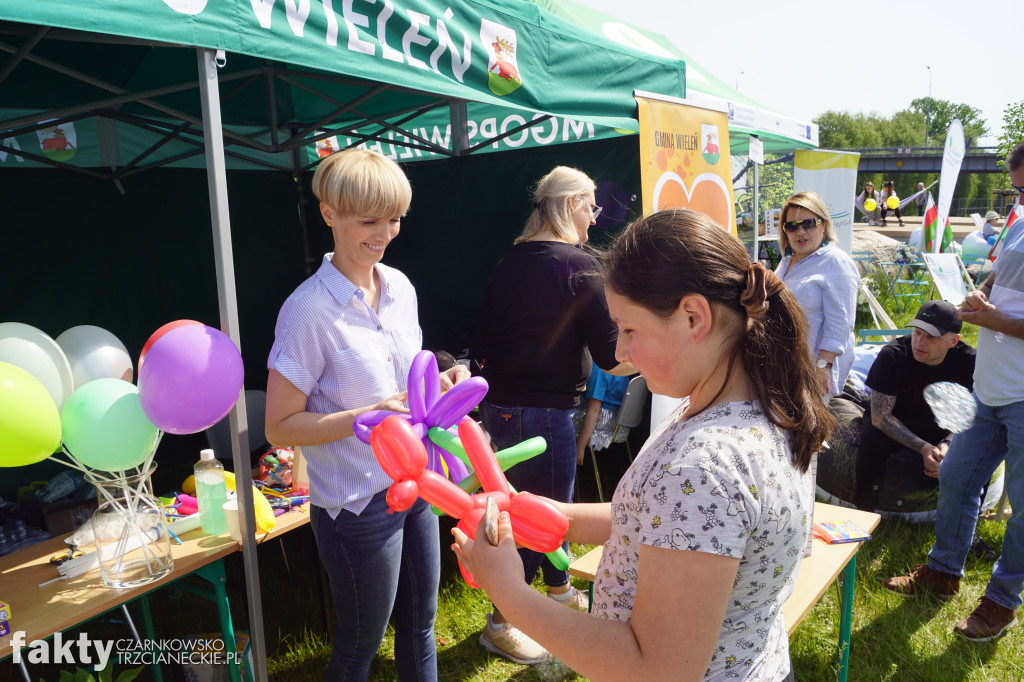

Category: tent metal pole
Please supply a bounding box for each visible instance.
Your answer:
[752,156,759,263]
[464,114,552,154]
[290,123,316,276]
[0,142,110,179]
[0,25,47,86]
[197,46,270,682]
[450,99,469,156]
[265,64,279,147]
[0,40,263,149]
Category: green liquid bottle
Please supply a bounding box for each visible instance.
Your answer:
[195,449,229,535]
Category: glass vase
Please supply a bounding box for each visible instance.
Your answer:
[87,466,173,588]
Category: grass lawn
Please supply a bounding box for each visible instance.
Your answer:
[258,515,1024,681]
[260,515,1024,681]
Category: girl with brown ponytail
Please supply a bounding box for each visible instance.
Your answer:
[454,209,833,682]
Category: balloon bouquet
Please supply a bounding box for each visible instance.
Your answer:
[353,351,571,587]
[0,319,245,587]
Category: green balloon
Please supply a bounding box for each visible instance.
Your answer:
[0,361,62,467]
[428,427,470,464]
[546,547,570,571]
[61,378,160,472]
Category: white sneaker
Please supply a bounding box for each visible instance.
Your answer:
[479,612,549,665]
[548,585,589,613]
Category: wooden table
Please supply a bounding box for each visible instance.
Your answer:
[568,502,881,682]
[0,505,310,680]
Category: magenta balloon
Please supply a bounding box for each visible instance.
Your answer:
[426,377,489,429]
[137,325,244,435]
[353,410,398,444]
[407,351,438,423]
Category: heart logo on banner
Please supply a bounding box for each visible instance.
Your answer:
[652,172,733,233]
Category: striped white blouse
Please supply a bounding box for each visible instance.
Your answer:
[268,253,421,516]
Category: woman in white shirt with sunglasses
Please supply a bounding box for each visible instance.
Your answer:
[774,191,861,399]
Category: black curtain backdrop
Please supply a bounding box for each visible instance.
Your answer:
[1,134,643,496]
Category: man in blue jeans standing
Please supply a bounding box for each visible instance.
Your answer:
[884,141,1024,641]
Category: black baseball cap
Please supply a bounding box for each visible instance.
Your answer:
[906,300,962,336]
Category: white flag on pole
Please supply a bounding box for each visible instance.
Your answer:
[934,120,965,253]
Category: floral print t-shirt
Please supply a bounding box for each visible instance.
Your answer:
[592,400,812,681]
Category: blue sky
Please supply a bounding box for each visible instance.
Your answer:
[581,0,1011,147]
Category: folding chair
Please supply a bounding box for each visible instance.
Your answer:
[892,257,930,311]
[921,252,974,306]
[859,283,899,332]
[588,375,649,503]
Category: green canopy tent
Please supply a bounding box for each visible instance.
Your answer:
[0,0,686,173]
[290,0,820,160]
[530,0,818,155]
[0,2,685,678]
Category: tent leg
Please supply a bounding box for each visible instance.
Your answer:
[449,99,468,156]
[197,46,269,682]
[290,124,315,276]
[752,150,759,262]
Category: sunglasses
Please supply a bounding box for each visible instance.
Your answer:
[1012,183,1024,194]
[783,217,822,233]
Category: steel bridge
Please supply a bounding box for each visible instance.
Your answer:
[842,146,1001,174]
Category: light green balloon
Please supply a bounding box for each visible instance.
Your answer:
[0,361,62,467]
[60,378,160,472]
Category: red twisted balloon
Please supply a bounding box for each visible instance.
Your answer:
[369,416,569,587]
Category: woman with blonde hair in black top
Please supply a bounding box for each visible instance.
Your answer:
[475,165,634,664]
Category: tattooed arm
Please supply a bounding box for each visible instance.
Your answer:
[870,390,942,477]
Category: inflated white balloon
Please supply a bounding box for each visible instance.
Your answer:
[924,382,977,434]
[56,325,134,389]
[0,322,74,409]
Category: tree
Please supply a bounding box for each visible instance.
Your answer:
[997,99,1024,169]
[816,111,886,149]
[735,153,793,214]
[910,97,988,145]
[880,110,926,148]
[812,101,1001,215]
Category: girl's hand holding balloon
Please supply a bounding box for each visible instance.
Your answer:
[451,509,527,596]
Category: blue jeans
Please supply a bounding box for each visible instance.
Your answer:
[310,491,439,681]
[480,401,576,588]
[928,396,1024,610]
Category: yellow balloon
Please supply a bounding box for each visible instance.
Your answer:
[181,470,275,531]
[887,196,899,209]
[864,198,877,212]
[222,471,276,533]
[0,361,61,467]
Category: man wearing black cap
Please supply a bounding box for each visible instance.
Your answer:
[853,300,976,512]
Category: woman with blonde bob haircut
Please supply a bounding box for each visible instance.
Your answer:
[775,190,860,399]
[266,148,468,681]
[311,147,412,219]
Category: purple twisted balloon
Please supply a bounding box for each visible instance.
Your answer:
[353,351,487,482]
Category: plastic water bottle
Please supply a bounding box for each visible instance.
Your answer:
[195,449,229,535]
